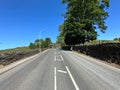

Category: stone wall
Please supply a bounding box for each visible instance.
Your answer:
[62,43,120,65]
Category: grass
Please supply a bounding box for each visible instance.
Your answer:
[84,40,120,45]
[0,46,31,54]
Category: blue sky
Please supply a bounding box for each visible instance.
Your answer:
[0,0,120,50]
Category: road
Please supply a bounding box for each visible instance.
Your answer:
[0,49,120,90]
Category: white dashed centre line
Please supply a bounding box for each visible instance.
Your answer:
[60,55,64,61]
[54,55,56,61]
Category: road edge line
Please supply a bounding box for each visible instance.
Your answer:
[54,67,57,90]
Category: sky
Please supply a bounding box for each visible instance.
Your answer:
[0,0,120,50]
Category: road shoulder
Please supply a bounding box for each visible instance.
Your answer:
[73,51,120,72]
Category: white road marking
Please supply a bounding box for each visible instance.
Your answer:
[65,66,80,90]
[57,70,67,74]
[54,67,57,90]
[60,55,64,61]
[54,55,56,61]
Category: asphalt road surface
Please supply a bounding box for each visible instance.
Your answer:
[0,49,120,90]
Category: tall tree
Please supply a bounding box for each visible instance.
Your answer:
[35,39,40,48]
[45,38,52,47]
[57,36,65,46]
[60,0,109,45]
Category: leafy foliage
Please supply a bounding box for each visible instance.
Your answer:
[58,0,109,45]
[114,37,120,42]
[29,38,52,49]
[29,42,37,49]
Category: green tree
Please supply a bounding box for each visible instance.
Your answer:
[46,38,52,46]
[114,37,120,42]
[35,39,40,48]
[60,0,109,45]
[29,42,37,49]
[38,38,52,48]
[29,38,52,49]
[57,36,64,45]
[39,39,44,48]
[56,29,65,46]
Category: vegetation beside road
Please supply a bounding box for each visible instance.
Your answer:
[0,37,53,66]
[0,47,31,54]
[62,42,120,65]
[0,47,39,66]
[58,0,109,45]
[29,37,52,49]
[83,39,120,45]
